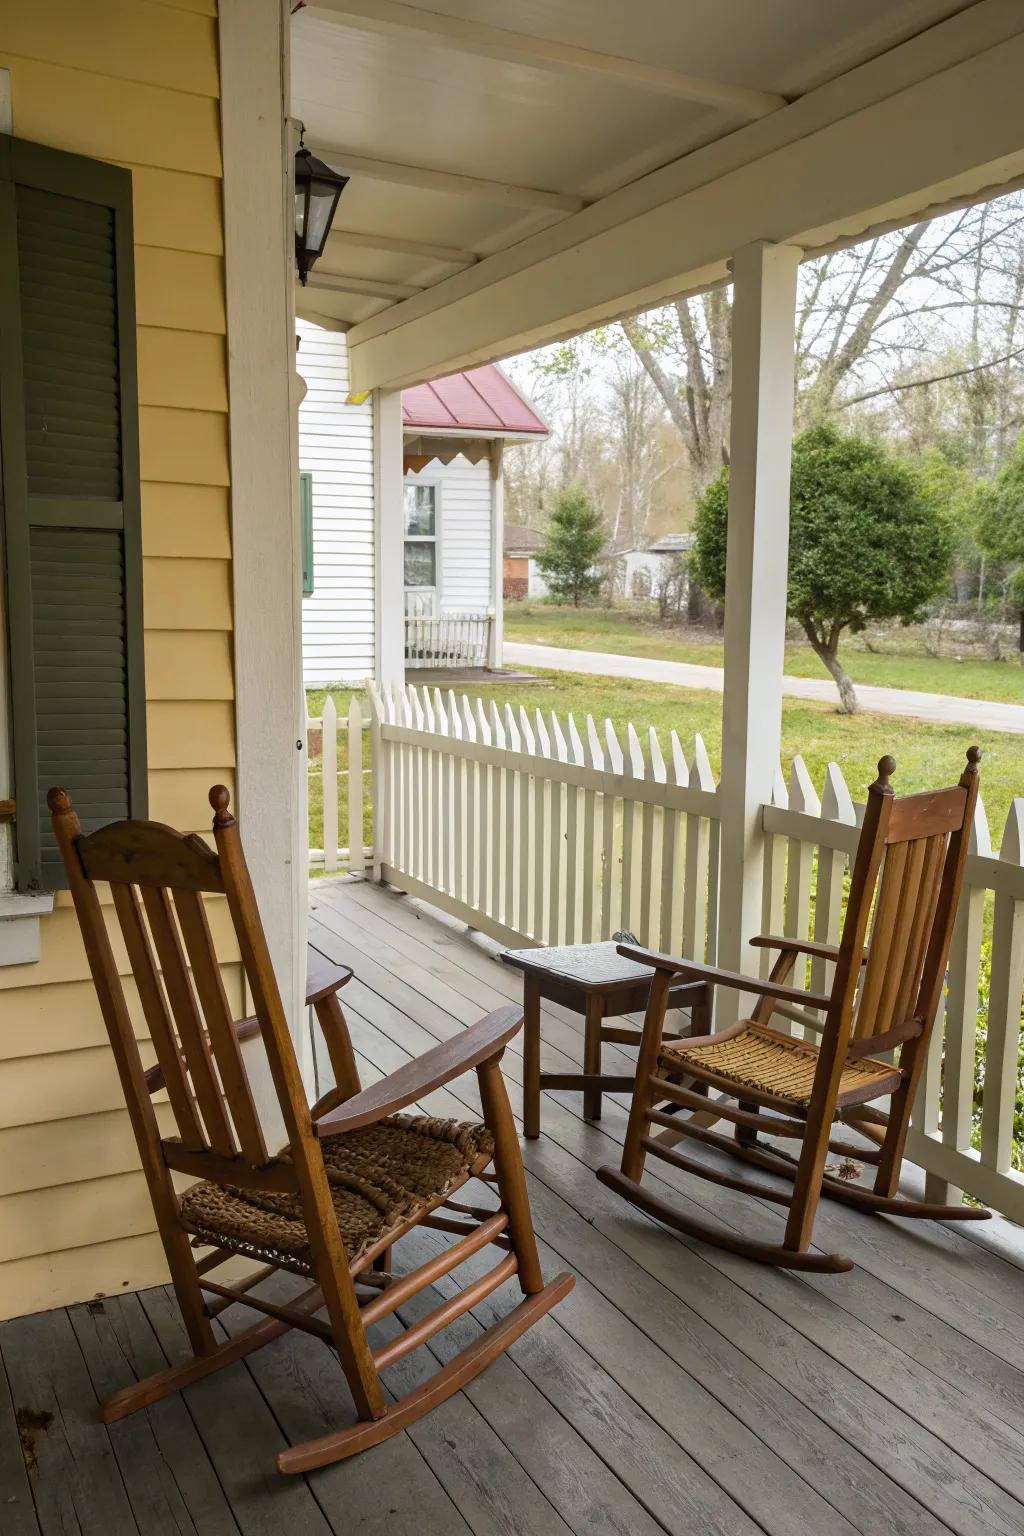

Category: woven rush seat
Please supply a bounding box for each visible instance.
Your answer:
[180,1114,495,1276]
[662,1023,901,1109]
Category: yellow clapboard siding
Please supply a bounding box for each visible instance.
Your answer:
[139,328,228,412]
[136,248,226,335]
[0,1233,170,1320]
[139,406,230,486]
[0,962,245,1062]
[161,0,217,14]
[127,165,224,256]
[145,630,234,700]
[142,483,231,559]
[0,898,240,992]
[2,1,219,98]
[0,1044,159,1133]
[148,768,237,832]
[0,1106,178,1198]
[148,700,236,771]
[0,54,221,176]
[0,1171,157,1263]
[144,557,232,631]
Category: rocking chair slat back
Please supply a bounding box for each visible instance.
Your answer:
[110,882,206,1151]
[139,883,239,1157]
[852,818,956,1044]
[174,888,269,1166]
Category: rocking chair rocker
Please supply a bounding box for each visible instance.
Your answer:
[598,748,989,1273]
[50,785,572,1472]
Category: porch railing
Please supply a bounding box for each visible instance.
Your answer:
[306,694,371,874]
[310,682,1024,1222]
[369,681,720,954]
[404,610,493,669]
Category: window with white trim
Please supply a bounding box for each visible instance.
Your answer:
[403,482,437,596]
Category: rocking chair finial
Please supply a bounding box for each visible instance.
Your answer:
[873,755,896,794]
[208,784,235,828]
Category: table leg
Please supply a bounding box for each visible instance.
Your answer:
[583,992,604,1121]
[523,977,542,1139]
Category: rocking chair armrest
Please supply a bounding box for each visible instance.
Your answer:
[750,934,869,966]
[305,949,353,1005]
[315,1004,524,1138]
[615,945,833,1012]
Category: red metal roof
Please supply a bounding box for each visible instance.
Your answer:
[402,364,547,438]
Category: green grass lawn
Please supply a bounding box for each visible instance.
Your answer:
[504,603,1024,705]
[308,670,1022,850]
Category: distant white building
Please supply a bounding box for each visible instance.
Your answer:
[618,532,695,599]
[297,321,547,684]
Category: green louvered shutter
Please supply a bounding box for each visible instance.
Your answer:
[300,471,314,595]
[0,136,146,890]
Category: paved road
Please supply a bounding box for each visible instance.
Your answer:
[503,641,1024,735]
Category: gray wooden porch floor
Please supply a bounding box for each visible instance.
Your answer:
[3,875,1024,1536]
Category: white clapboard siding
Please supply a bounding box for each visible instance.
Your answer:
[406,457,494,615]
[297,320,375,684]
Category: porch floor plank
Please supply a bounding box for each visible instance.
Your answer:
[1,876,1022,1536]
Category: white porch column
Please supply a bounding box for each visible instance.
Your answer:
[220,0,308,1089]
[373,387,406,689]
[488,440,504,668]
[716,241,800,1017]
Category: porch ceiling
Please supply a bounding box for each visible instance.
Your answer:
[292,0,1024,389]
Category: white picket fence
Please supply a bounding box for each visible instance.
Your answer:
[310,682,1024,1222]
[404,611,492,670]
[369,681,721,957]
[307,695,371,874]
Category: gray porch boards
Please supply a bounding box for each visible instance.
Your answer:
[2,879,1024,1536]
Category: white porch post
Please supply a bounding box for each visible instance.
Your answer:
[716,241,800,1019]
[374,388,406,689]
[489,440,504,669]
[220,1,310,1092]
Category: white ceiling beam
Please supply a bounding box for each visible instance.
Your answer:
[307,142,585,212]
[305,0,786,120]
[328,228,478,265]
[346,3,1024,391]
[306,271,424,299]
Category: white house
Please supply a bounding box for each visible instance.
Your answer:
[619,532,696,598]
[297,321,547,684]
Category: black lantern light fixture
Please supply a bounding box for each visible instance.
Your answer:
[294,130,349,286]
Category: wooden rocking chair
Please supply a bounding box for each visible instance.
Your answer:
[50,785,572,1472]
[598,749,990,1273]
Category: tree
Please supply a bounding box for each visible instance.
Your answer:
[690,425,954,712]
[535,484,605,607]
[976,438,1024,655]
[621,196,1024,491]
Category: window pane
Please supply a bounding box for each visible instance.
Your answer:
[404,483,436,535]
[404,541,436,586]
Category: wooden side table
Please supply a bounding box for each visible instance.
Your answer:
[502,942,706,1138]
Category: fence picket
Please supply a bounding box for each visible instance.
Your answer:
[759,764,788,979]
[811,762,855,996]
[682,736,714,964]
[659,733,687,953]
[980,801,1024,1174]
[346,697,365,874]
[784,756,820,1034]
[582,715,603,942]
[321,694,339,874]
[929,795,992,1201]
[601,721,624,938]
